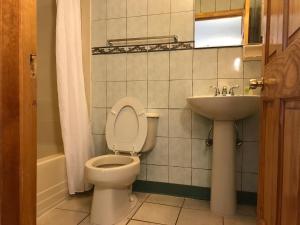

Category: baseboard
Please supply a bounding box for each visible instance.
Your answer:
[133,180,257,205]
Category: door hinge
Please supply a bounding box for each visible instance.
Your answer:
[30,54,37,78]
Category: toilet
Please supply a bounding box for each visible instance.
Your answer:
[85,97,159,225]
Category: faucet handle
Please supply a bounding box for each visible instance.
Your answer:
[210,85,220,96]
[229,85,240,96]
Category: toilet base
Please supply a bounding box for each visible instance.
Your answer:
[90,186,137,225]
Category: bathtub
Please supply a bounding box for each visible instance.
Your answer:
[37,153,68,217]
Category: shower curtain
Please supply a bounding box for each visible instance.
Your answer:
[56,0,95,194]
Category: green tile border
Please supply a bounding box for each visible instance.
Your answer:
[133,180,257,205]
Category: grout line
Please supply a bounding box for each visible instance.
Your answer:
[77,213,90,225]
[174,205,183,225]
[130,219,166,225]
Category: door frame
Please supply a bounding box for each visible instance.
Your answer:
[0,0,37,224]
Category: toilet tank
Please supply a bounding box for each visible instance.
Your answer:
[141,113,159,152]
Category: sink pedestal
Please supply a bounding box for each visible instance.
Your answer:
[210,121,236,216]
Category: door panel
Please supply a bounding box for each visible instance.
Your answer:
[259,0,300,224]
[289,0,300,37]
[280,101,300,225]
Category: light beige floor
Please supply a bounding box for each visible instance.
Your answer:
[37,192,257,225]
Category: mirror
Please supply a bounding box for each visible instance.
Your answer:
[194,0,262,48]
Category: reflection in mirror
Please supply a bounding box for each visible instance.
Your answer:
[194,0,262,47]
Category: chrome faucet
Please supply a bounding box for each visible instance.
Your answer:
[229,85,240,96]
[221,86,228,96]
[210,86,220,96]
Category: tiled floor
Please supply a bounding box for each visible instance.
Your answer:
[37,192,256,225]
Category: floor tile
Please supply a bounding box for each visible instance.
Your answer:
[237,205,257,217]
[128,220,159,225]
[135,192,150,203]
[176,208,223,225]
[37,209,88,225]
[133,202,180,225]
[79,216,129,225]
[127,192,150,219]
[146,194,184,207]
[224,215,257,225]
[56,193,92,213]
[182,198,210,210]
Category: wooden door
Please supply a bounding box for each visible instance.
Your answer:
[258,0,300,225]
[0,0,37,224]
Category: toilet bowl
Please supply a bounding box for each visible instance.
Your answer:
[85,97,159,225]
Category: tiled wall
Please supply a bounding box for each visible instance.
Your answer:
[37,0,63,158]
[91,0,261,193]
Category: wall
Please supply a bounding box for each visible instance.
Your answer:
[91,0,261,193]
[37,0,63,158]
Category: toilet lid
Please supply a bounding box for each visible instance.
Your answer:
[105,97,147,153]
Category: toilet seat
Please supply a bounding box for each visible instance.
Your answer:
[106,97,147,154]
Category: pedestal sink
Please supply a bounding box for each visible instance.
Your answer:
[187,96,260,216]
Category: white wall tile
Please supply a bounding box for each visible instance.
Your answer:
[137,164,147,180]
[169,167,192,185]
[107,54,126,81]
[243,112,259,141]
[193,79,218,96]
[92,55,107,81]
[244,61,262,78]
[171,0,194,12]
[92,108,107,134]
[169,109,192,138]
[242,173,258,192]
[192,113,212,139]
[169,138,192,167]
[127,53,147,81]
[170,50,193,80]
[169,80,192,108]
[148,14,170,37]
[127,81,148,107]
[170,12,194,42]
[192,139,212,169]
[236,172,242,191]
[147,137,169,165]
[230,0,245,9]
[93,134,107,156]
[195,0,201,12]
[147,165,169,182]
[148,81,169,108]
[148,52,170,81]
[147,109,169,137]
[92,0,107,21]
[148,0,171,15]
[218,79,244,96]
[236,148,243,172]
[92,82,106,107]
[242,142,259,173]
[107,18,126,40]
[107,0,126,18]
[193,49,217,79]
[218,48,244,79]
[107,82,126,107]
[216,0,230,11]
[192,169,211,187]
[127,0,147,17]
[92,20,107,47]
[201,0,216,12]
[127,16,148,38]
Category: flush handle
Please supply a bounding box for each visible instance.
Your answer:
[249,78,264,89]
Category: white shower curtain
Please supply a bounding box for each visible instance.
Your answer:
[56,0,95,194]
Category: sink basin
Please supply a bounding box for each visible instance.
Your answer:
[186,95,260,216]
[187,95,260,121]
